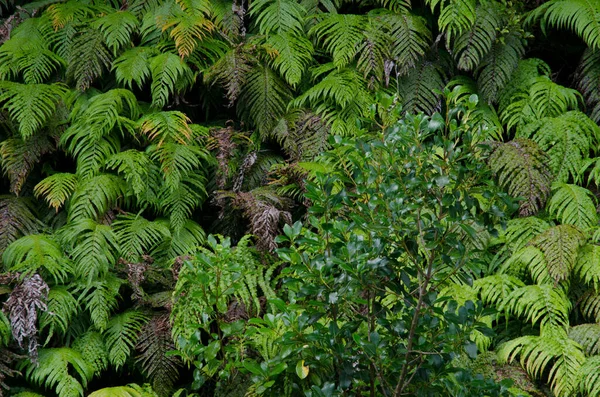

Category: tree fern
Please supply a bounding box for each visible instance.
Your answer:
[500,284,571,328]
[498,326,586,397]
[159,5,215,58]
[59,219,120,283]
[0,82,67,139]
[21,347,93,397]
[92,10,139,54]
[488,139,553,216]
[529,0,600,50]
[0,135,57,196]
[548,183,598,229]
[309,14,365,69]
[39,286,78,344]
[67,174,126,222]
[517,111,600,182]
[3,234,72,284]
[34,173,78,212]
[104,310,149,369]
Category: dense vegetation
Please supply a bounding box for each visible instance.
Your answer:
[2,0,600,395]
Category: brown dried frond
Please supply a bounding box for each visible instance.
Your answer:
[3,274,49,361]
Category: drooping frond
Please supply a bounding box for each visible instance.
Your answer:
[113,47,158,89]
[72,331,108,377]
[397,59,446,114]
[46,1,98,30]
[105,150,156,200]
[59,219,120,283]
[384,11,431,76]
[138,111,193,146]
[488,139,553,216]
[39,286,77,344]
[149,52,194,108]
[238,64,292,135]
[149,140,208,191]
[104,310,149,369]
[309,14,366,68]
[159,5,215,58]
[88,384,159,397]
[160,173,207,231]
[135,313,181,396]
[67,174,126,222]
[426,0,476,45]
[499,284,571,327]
[576,48,600,123]
[0,196,41,254]
[517,111,600,182]
[21,347,93,397]
[77,274,124,331]
[160,218,205,258]
[569,324,600,355]
[0,135,56,196]
[203,46,254,106]
[249,0,306,35]
[476,30,525,104]
[574,244,600,290]
[267,33,313,87]
[473,274,525,307]
[580,290,600,322]
[66,29,112,91]
[34,173,78,212]
[0,82,66,139]
[112,213,171,262]
[498,326,586,397]
[548,183,598,229]
[453,3,502,71]
[3,234,72,283]
[577,356,600,396]
[502,217,551,252]
[92,11,139,54]
[529,0,600,50]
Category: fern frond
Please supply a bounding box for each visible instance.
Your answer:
[488,139,553,216]
[21,347,93,397]
[112,213,171,262]
[0,196,42,254]
[499,284,571,327]
[517,111,600,182]
[574,244,600,290]
[105,150,155,200]
[267,33,313,86]
[135,313,181,396]
[67,28,112,91]
[92,11,139,54]
[59,219,120,283]
[397,59,446,114]
[0,82,66,139]
[104,310,149,369]
[39,286,78,344]
[529,0,600,51]
[149,52,194,108]
[548,183,598,229]
[138,111,193,146]
[88,384,159,397]
[67,174,126,222]
[476,30,525,104]
[46,1,98,30]
[3,234,72,283]
[576,48,600,123]
[427,0,476,45]
[160,173,207,231]
[453,2,502,71]
[0,135,57,196]
[34,173,78,212]
[160,7,215,58]
[473,274,525,306]
[77,274,125,331]
[113,47,158,89]
[498,326,586,397]
[580,290,600,322]
[577,356,600,396]
[72,331,108,377]
[238,64,292,135]
[309,14,365,68]
[161,219,205,258]
[249,0,306,35]
[569,324,600,355]
[384,11,431,76]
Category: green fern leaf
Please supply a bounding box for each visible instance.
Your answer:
[577,355,600,396]
[576,48,600,123]
[113,47,158,89]
[249,0,306,35]
[77,274,125,331]
[0,82,67,139]
[427,0,476,45]
[46,1,99,30]
[72,331,108,377]
[580,289,600,322]
[104,310,149,369]
[574,244,600,290]
[0,196,42,255]
[88,384,159,397]
[498,326,586,397]
[203,46,254,105]
[569,324,600,355]
[488,139,553,216]
[160,173,207,231]
[92,10,139,54]
[113,213,171,262]
[34,173,79,212]
[68,174,126,222]
[159,6,215,58]
[397,59,446,114]
[21,347,93,397]
[3,234,72,284]
[39,286,78,344]
[454,3,502,71]
[473,274,525,306]
[309,14,366,68]
[149,52,194,108]
[67,28,112,91]
[548,183,598,229]
[158,218,205,258]
[499,284,571,327]
[138,111,193,146]
[384,11,432,75]
[267,33,313,87]
[105,150,156,200]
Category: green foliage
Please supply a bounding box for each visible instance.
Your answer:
[105,310,149,369]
